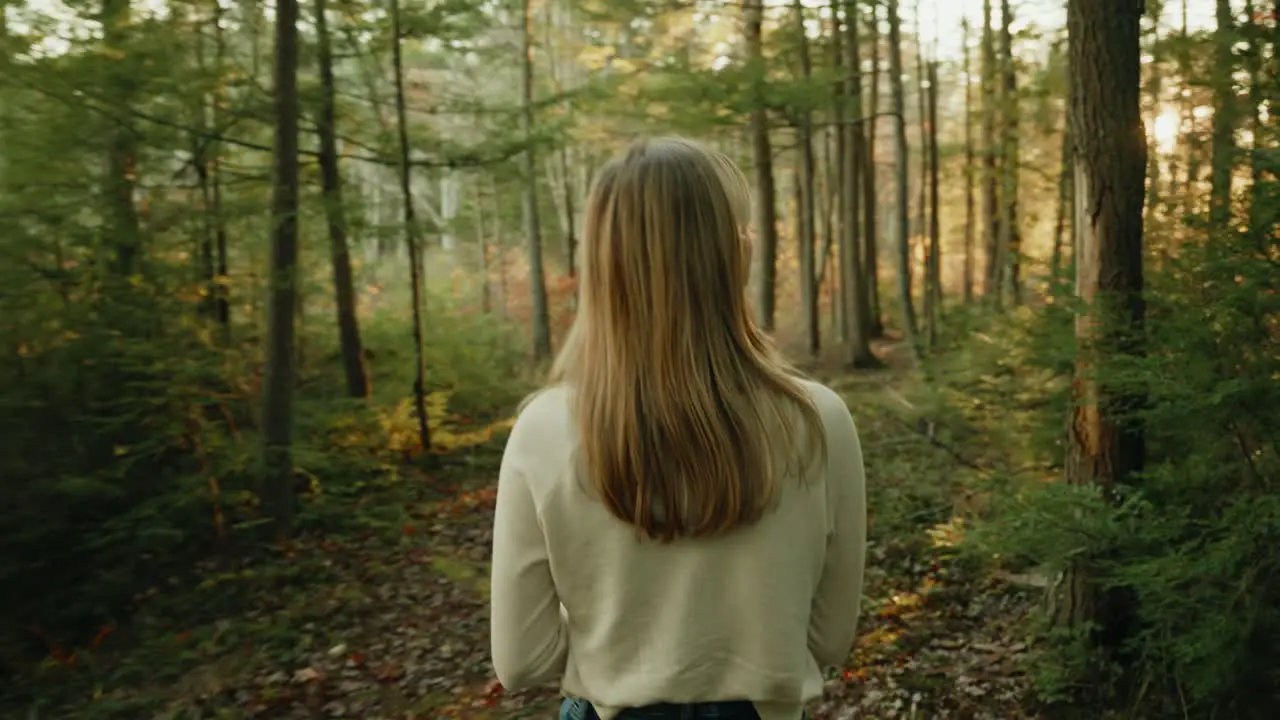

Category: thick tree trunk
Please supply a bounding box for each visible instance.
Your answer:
[390,0,431,451]
[886,0,919,355]
[1058,0,1147,650]
[746,0,779,331]
[260,0,301,537]
[314,0,370,399]
[521,0,552,359]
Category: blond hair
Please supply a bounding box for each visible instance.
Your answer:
[544,136,825,542]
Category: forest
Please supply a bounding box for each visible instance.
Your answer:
[0,0,1276,717]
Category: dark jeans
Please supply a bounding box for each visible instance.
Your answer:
[560,697,803,720]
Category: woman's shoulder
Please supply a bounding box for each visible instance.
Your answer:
[791,378,849,414]
[790,377,858,436]
[508,385,575,446]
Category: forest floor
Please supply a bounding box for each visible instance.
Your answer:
[17,339,1042,720]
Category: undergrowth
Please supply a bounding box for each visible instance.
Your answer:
[915,226,1280,718]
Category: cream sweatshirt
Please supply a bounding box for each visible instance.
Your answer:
[489,380,867,720]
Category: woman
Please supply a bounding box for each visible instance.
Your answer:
[489,137,867,720]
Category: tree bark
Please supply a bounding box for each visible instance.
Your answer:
[390,0,431,451]
[865,0,885,337]
[746,0,779,332]
[980,0,1001,304]
[793,0,819,356]
[521,0,552,359]
[1052,94,1074,282]
[999,0,1021,306]
[1208,0,1236,230]
[914,0,928,289]
[844,0,878,367]
[962,17,976,303]
[887,0,920,355]
[1058,0,1147,649]
[260,0,301,537]
[830,0,848,341]
[926,60,941,348]
[314,0,370,399]
[102,0,142,279]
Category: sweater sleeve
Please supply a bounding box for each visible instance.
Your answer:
[489,414,569,690]
[807,400,868,669]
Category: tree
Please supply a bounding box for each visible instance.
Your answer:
[962,17,976,304]
[314,0,370,399]
[745,0,779,332]
[998,0,1021,306]
[259,0,301,537]
[864,0,886,337]
[390,0,431,451]
[793,0,819,356]
[925,59,941,348]
[521,0,552,359]
[886,0,919,355]
[980,0,1000,304]
[844,0,878,368]
[1058,0,1147,649]
[1208,0,1236,230]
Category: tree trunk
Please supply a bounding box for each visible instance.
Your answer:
[926,60,941,348]
[314,0,370,399]
[962,17,975,303]
[1244,0,1268,248]
[192,5,217,320]
[1052,98,1074,282]
[830,0,848,341]
[794,0,819,356]
[844,0,878,368]
[1208,0,1236,230]
[865,1,885,337]
[886,0,920,355]
[980,0,1001,304]
[102,0,142,279]
[914,1,928,294]
[560,146,578,279]
[746,0,779,332]
[390,0,431,451]
[212,3,230,339]
[521,0,552,359]
[999,0,1021,306]
[475,182,492,314]
[1142,3,1163,229]
[1058,0,1146,650]
[491,176,510,317]
[260,0,301,538]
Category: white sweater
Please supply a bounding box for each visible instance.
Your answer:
[489,380,867,720]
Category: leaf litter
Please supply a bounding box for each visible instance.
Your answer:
[29,382,1038,719]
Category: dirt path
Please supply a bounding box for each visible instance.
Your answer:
[23,347,1035,719]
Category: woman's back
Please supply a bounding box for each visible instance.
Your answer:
[491,382,865,720]
[488,137,867,720]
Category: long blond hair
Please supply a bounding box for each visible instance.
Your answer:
[546,137,825,542]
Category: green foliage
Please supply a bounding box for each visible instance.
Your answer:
[940,225,1280,716]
